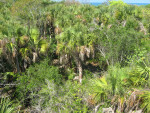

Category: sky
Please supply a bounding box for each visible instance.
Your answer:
[55,0,150,3]
[90,0,150,3]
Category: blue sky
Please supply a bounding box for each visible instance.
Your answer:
[55,0,150,3]
[90,0,150,3]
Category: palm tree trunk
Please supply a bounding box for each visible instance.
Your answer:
[78,60,83,83]
[72,52,83,83]
[16,53,20,73]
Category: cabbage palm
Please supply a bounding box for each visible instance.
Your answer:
[56,23,95,83]
[90,76,110,103]
[0,38,20,73]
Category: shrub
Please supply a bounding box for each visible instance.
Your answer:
[31,80,89,112]
[15,59,62,106]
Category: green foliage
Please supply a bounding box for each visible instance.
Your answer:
[145,4,150,8]
[96,26,142,66]
[0,98,14,113]
[27,59,62,85]
[65,68,76,80]
[30,29,39,44]
[0,0,150,112]
[125,17,139,29]
[109,0,127,6]
[90,76,110,103]
[126,48,150,87]
[140,91,150,112]
[38,39,49,54]
[17,27,26,37]
[15,59,62,105]
[31,80,89,112]
[89,65,129,102]
[106,66,129,96]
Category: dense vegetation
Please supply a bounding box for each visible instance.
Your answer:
[0,0,150,112]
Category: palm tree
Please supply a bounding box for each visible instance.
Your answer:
[56,22,95,83]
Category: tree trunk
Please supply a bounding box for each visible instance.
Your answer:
[16,53,20,73]
[72,52,83,83]
[78,60,83,83]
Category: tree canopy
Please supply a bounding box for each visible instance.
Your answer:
[0,0,150,112]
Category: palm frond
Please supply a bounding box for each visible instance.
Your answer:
[0,98,14,113]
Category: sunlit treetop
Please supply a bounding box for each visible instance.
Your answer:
[109,0,127,6]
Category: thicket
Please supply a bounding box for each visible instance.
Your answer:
[0,0,150,112]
